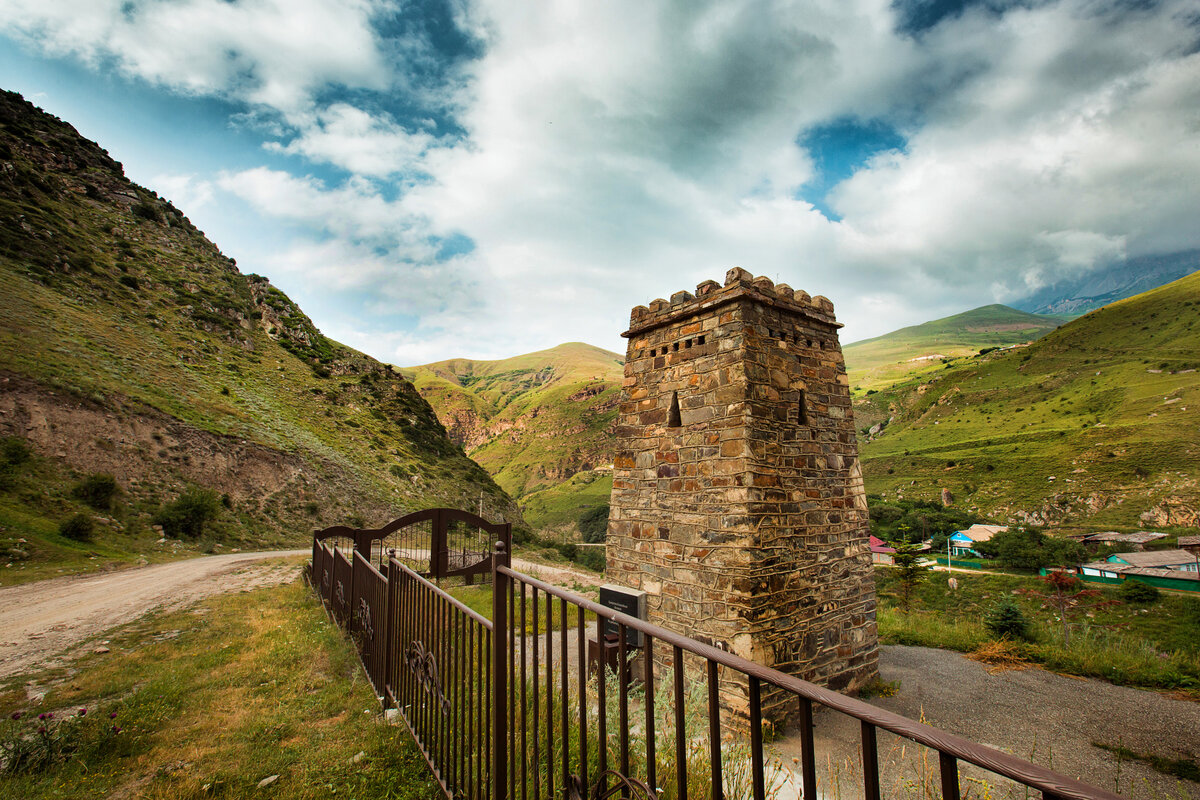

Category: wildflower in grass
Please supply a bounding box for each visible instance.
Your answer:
[78,708,87,716]
[109,711,117,719]
[10,712,20,720]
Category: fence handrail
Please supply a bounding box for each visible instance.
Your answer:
[316,507,510,544]
[499,565,1124,800]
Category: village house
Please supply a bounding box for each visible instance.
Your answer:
[1106,548,1200,572]
[869,535,896,565]
[948,524,1008,557]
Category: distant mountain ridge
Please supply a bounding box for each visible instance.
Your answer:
[843,304,1069,393]
[0,88,521,574]
[1014,252,1199,315]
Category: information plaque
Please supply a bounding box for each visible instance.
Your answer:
[598,583,647,647]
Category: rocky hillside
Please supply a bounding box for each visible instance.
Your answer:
[857,269,1200,530]
[0,90,521,581]
[403,342,624,531]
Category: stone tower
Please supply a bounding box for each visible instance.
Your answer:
[605,268,878,720]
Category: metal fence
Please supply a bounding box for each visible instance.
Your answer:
[311,512,1126,800]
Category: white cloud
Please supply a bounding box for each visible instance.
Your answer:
[266,104,441,177]
[149,173,214,213]
[0,0,395,116]
[17,0,1199,357]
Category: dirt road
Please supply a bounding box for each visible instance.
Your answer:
[0,550,306,680]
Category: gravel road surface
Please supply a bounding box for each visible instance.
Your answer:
[0,550,306,679]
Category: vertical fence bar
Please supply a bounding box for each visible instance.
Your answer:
[673,646,686,800]
[492,543,509,800]
[520,581,528,800]
[707,659,723,800]
[509,572,517,800]
[532,586,540,800]
[798,697,817,800]
[645,635,656,795]
[862,721,881,800]
[559,597,569,793]
[546,592,554,800]
[940,753,961,800]
[597,629,609,782]
[618,623,630,779]
[749,676,765,800]
[577,604,588,794]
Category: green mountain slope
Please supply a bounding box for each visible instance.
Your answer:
[844,304,1070,393]
[857,272,1200,530]
[403,343,624,530]
[0,90,521,580]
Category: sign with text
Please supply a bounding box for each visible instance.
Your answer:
[599,583,647,647]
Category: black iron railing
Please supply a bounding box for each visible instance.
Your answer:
[311,513,1127,800]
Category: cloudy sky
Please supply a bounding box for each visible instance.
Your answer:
[2,0,1198,364]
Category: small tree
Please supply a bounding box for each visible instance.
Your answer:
[1025,571,1102,646]
[153,488,221,539]
[1118,579,1160,605]
[891,540,931,611]
[984,599,1030,640]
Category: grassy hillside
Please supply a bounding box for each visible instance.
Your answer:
[844,304,1070,393]
[0,89,520,582]
[857,270,1200,530]
[404,342,623,532]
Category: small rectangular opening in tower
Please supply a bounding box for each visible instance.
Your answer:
[668,390,682,427]
[798,389,809,425]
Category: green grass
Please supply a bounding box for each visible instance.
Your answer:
[858,270,1200,529]
[874,567,1200,694]
[447,583,599,634]
[0,576,438,799]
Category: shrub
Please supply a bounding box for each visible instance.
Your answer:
[578,504,609,543]
[1118,580,1160,605]
[153,488,221,538]
[132,201,160,222]
[59,514,95,542]
[576,547,605,572]
[72,473,119,511]
[555,542,578,561]
[0,436,31,467]
[984,599,1030,640]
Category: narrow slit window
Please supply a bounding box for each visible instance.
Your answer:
[685,339,692,348]
[697,335,706,345]
[672,342,679,352]
[798,389,809,425]
[668,390,682,427]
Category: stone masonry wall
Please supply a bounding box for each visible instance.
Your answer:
[606,267,878,722]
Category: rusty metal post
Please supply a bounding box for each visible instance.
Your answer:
[491,540,510,800]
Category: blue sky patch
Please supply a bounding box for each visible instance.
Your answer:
[797,117,906,221]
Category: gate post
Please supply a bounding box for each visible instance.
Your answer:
[491,540,510,800]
